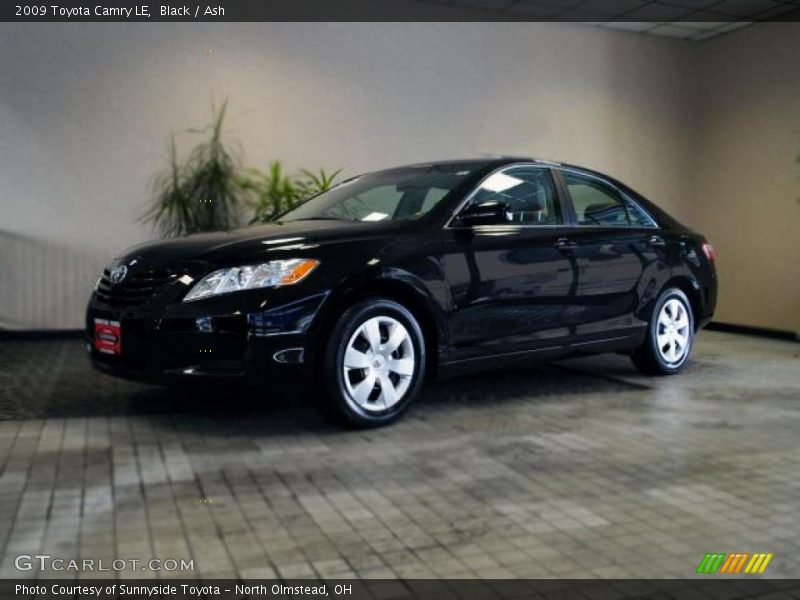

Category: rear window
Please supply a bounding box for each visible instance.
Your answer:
[563,172,655,227]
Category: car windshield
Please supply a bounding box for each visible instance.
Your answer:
[280,164,474,223]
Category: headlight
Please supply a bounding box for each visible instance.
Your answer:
[183,259,319,302]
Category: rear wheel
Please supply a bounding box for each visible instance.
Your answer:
[319,298,425,427]
[631,288,694,375]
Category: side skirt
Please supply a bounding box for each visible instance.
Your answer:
[435,333,642,380]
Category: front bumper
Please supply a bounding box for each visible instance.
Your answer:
[85,288,329,386]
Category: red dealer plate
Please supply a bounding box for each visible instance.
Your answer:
[94,318,122,355]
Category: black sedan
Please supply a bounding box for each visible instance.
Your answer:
[86,158,717,426]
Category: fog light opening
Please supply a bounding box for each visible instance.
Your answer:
[273,348,305,364]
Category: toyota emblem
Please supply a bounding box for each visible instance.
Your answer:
[109,264,128,284]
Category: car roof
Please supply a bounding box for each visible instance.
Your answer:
[397,156,549,168]
[393,156,602,172]
[398,157,639,185]
[371,157,611,188]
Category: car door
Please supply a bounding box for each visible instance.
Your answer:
[442,165,578,361]
[556,169,666,342]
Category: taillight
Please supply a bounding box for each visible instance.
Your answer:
[701,241,716,262]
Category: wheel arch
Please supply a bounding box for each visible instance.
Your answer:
[661,276,702,331]
[308,276,447,379]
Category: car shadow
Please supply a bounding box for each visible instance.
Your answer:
[0,336,641,424]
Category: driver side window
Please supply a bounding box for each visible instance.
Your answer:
[469,166,562,225]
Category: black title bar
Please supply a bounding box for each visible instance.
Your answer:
[4,579,800,600]
[2,0,800,22]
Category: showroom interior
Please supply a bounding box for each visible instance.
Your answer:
[1,4,799,582]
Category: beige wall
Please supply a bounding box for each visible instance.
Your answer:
[693,23,800,333]
[0,22,696,329]
[1,21,797,332]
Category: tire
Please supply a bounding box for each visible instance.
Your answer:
[631,287,695,376]
[318,298,426,427]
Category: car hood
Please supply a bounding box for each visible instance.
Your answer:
[120,219,401,265]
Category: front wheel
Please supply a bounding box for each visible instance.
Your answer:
[319,298,426,427]
[631,288,695,375]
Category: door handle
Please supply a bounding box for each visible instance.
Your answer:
[648,235,666,247]
[554,237,577,250]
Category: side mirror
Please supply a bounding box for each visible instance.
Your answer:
[457,200,510,226]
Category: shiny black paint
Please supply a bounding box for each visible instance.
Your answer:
[443,225,576,359]
[86,158,717,388]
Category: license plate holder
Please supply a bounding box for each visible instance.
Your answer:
[94,318,122,355]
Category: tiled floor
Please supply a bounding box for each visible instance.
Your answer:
[0,331,798,580]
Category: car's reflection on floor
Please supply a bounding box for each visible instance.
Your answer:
[0,335,635,422]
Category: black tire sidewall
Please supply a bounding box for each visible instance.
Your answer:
[648,288,694,373]
[323,299,426,426]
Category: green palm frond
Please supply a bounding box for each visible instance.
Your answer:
[242,163,341,224]
[141,99,247,238]
[141,99,341,232]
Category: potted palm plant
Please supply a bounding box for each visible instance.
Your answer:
[142,100,341,235]
[240,163,341,223]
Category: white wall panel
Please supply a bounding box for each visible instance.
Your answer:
[1,22,697,329]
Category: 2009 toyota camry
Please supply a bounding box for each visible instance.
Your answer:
[86,157,717,426]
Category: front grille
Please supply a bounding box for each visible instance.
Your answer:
[95,267,175,307]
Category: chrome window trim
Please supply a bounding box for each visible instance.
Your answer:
[557,167,659,229]
[444,162,564,230]
[446,162,659,231]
